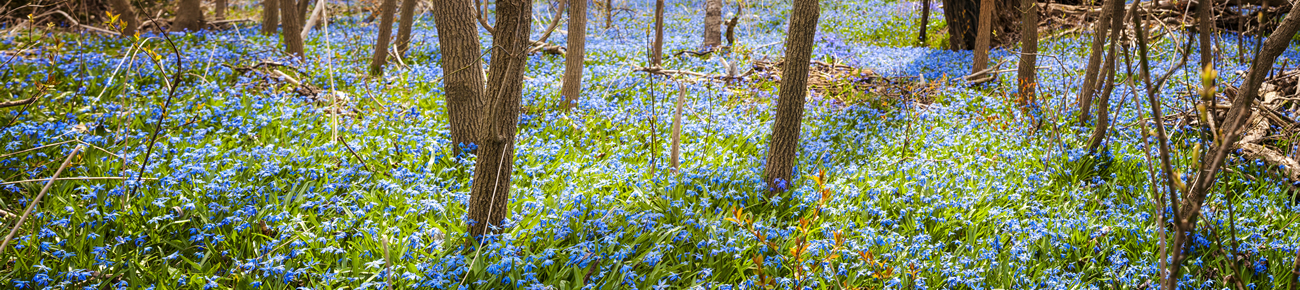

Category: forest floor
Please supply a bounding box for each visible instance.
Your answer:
[1,0,1298,289]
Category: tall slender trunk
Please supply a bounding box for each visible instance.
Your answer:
[395,0,420,57]
[651,0,664,65]
[432,0,486,155]
[670,82,685,169]
[370,0,400,75]
[280,0,305,56]
[172,0,206,32]
[605,0,613,30]
[1086,0,1126,152]
[263,0,280,35]
[918,0,931,46]
[1015,0,1038,113]
[107,0,139,36]
[703,0,723,48]
[971,0,995,77]
[561,0,587,111]
[216,0,227,21]
[763,0,820,193]
[467,0,532,239]
[1199,0,1214,69]
[302,0,328,39]
[1076,0,1117,123]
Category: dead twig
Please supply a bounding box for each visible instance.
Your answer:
[0,146,80,255]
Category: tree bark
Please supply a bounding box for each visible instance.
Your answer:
[651,0,664,65]
[971,0,995,77]
[1167,3,1300,289]
[1199,0,1214,70]
[918,0,931,46]
[467,0,532,239]
[605,0,613,30]
[433,0,486,154]
[1086,0,1126,152]
[262,0,280,35]
[703,0,723,49]
[942,0,1018,50]
[216,0,227,21]
[106,0,139,36]
[370,0,400,75]
[1015,0,1038,111]
[280,0,305,56]
[561,0,587,111]
[395,0,420,58]
[1076,0,1118,123]
[172,0,206,32]
[763,0,820,193]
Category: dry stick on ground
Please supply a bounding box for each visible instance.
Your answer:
[0,145,80,256]
[1169,3,1300,289]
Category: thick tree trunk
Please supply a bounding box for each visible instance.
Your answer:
[918,0,930,46]
[467,0,532,239]
[1077,0,1118,123]
[262,0,280,35]
[703,0,722,48]
[280,0,305,56]
[433,0,486,154]
[561,0,586,111]
[216,0,227,20]
[971,0,995,76]
[763,0,820,193]
[370,0,399,75]
[1168,3,1300,289]
[106,0,139,36]
[395,0,420,57]
[941,0,1019,50]
[1016,0,1038,111]
[172,0,206,32]
[651,0,664,65]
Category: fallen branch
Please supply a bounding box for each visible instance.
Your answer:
[0,97,37,109]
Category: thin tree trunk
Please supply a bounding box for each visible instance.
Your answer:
[1086,0,1126,152]
[670,82,685,169]
[561,0,587,111]
[280,0,305,56]
[971,0,995,77]
[1076,0,1117,123]
[703,0,723,48]
[605,0,613,30]
[651,0,664,65]
[1015,0,1037,113]
[370,0,400,75]
[1168,3,1300,289]
[1199,0,1214,70]
[172,0,206,32]
[395,0,420,57]
[106,0,139,36]
[467,0,532,239]
[763,0,820,193]
[216,0,227,21]
[299,0,312,24]
[302,0,328,39]
[432,0,485,154]
[263,0,280,35]
[918,0,931,46]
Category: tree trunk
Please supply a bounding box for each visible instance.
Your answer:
[763,0,820,193]
[370,0,400,75]
[395,0,420,58]
[918,0,930,46]
[216,0,227,21]
[302,0,327,39]
[605,0,613,30]
[1199,0,1214,70]
[971,0,995,77]
[262,0,280,35]
[299,0,312,25]
[561,0,587,111]
[651,0,664,65]
[279,0,305,56]
[1086,0,1126,152]
[433,0,486,155]
[670,82,685,169]
[1076,0,1118,123]
[1015,0,1038,112]
[106,0,139,36]
[467,0,532,239]
[703,0,722,49]
[172,0,206,32]
[941,0,1019,50]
